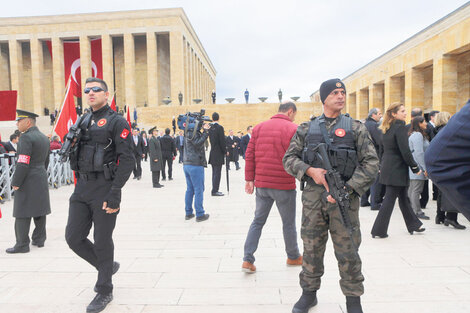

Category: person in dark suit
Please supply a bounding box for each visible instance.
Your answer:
[148,128,163,188]
[208,112,226,196]
[131,129,144,180]
[371,103,425,238]
[426,110,439,200]
[240,126,252,159]
[426,105,470,224]
[176,131,184,163]
[226,130,240,170]
[361,108,383,209]
[141,131,149,161]
[3,133,19,152]
[6,110,51,254]
[160,128,177,180]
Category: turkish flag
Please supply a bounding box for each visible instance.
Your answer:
[0,90,17,121]
[53,77,78,140]
[126,106,132,130]
[47,39,103,97]
[110,93,116,111]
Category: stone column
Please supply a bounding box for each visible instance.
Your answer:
[146,31,158,107]
[405,68,424,121]
[369,83,384,113]
[8,39,24,109]
[30,37,44,114]
[102,34,114,94]
[169,31,184,105]
[347,92,357,118]
[0,46,10,90]
[79,35,92,99]
[357,88,369,120]
[187,44,192,104]
[183,39,189,105]
[384,76,401,107]
[124,33,136,108]
[433,55,458,114]
[51,37,65,110]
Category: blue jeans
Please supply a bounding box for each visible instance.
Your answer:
[183,165,205,217]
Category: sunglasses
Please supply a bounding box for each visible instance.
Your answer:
[84,86,105,94]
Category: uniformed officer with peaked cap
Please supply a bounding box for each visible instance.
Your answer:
[6,109,51,254]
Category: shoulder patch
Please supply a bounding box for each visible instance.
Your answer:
[120,129,129,139]
[18,154,30,164]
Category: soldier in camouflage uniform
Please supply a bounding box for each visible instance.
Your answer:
[283,79,379,313]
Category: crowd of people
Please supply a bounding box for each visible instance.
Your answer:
[2,76,469,313]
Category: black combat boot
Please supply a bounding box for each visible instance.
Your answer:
[292,290,317,313]
[346,296,363,313]
[86,293,113,313]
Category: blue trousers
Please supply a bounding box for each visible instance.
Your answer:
[183,165,205,217]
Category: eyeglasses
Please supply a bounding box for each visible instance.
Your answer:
[84,86,105,94]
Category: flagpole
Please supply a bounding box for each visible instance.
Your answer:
[52,75,72,136]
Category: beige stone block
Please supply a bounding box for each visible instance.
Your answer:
[79,35,91,99]
[384,76,402,108]
[369,83,384,113]
[8,39,23,109]
[146,32,158,107]
[124,33,136,107]
[30,37,44,114]
[405,68,424,122]
[356,88,369,120]
[169,31,184,105]
[0,45,10,90]
[101,34,114,94]
[51,37,65,110]
[347,92,357,118]
[433,55,458,114]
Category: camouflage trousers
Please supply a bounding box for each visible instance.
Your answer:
[299,185,364,297]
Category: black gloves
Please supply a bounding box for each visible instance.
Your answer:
[106,187,121,209]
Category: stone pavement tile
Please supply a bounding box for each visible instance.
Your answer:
[178,287,280,305]
[141,304,301,313]
[224,238,276,249]
[461,266,470,275]
[0,304,145,313]
[361,252,412,269]
[400,249,470,267]
[0,257,54,271]
[362,301,470,313]
[0,272,79,287]
[159,248,232,258]
[231,247,295,258]
[218,256,302,273]
[126,257,220,273]
[163,239,226,249]
[156,272,256,288]
[115,249,163,259]
[74,272,162,288]
[363,282,454,302]
[39,257,136,273]
[364,266,470,285]
[73,288,183,305]
[254,271,301,287]
[0,287,82,304]
[117,240,168,250]
[280,286,346,304]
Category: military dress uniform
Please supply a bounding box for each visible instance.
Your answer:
[283,114,378,297]
[7,111,51,253]
[65,104,134,295]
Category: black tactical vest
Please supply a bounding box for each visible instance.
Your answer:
[71,109,119,173]
[303,114,358,180]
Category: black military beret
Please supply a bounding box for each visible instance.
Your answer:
[319,78,346,104]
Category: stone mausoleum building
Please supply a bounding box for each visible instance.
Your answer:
[0,8,216,114]
[311,2,470,120]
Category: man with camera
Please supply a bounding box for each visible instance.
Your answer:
[182,113,211,222]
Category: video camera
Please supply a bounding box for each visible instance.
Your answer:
[177,109,212,132]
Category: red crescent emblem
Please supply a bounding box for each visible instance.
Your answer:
[120,129,129,139]
[335,128,346,137]
[97,118,107,127]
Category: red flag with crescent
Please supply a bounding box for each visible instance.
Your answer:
[46,39,103,98]
[110,93,116,111]
[126,106,132,131]
[53,77,78,140]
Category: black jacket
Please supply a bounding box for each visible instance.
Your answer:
[209,123,226,166]
[364,117,382,158]
[184,129,209,167]
[226,136,239,162]
[2,141,16,152]
[426,123,437,141]
[160,134,177,159]
[240,134,250,156]
[379,120,419,187]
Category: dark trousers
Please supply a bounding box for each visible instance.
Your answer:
[211,164,222,194]
[133,156,142,178]
[65,175,117,295]
[420,181,429,209]
[227,161,240,170]
[178,147,184,163]
[152,171,160,186]
[371,185,423,236]
[14,216,47,249]
[436,190,458,222]
[162,156,173,179]
[370,174,385,209]
[360,189,370,206]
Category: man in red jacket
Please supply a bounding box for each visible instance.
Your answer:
[242,102,302,273]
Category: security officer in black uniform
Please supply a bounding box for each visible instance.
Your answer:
[65,77,134,313]
[6,109,51,254]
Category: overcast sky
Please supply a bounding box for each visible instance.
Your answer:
[2,0,469,102]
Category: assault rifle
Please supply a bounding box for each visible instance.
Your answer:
[58,113,92,163]
[314,143,358,252]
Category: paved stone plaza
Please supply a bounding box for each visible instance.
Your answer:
[1,158,470,313]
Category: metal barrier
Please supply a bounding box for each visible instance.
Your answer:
[0,150,73,202]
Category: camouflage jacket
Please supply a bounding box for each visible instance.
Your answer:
[282,114,379,196]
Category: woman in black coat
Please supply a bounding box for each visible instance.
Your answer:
[371,103,425,238]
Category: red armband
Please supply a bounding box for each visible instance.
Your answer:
[18,154,31,164]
